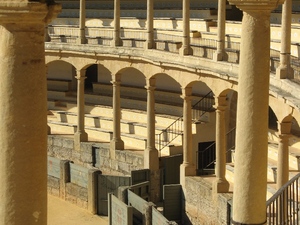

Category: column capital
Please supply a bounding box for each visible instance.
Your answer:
[214,95,227,110]
[111,73,122,83]
[277,121,292,135]
[228,0,285,12]
[181,87,192,99]
[145,78,156,91]
[0,2,61,25]
[75,69,86,79]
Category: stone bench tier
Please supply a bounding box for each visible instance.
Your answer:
[47,79,72,92]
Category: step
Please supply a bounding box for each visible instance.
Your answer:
[48,120,151,150]
[268,142,300,171]
[51,111,180,143]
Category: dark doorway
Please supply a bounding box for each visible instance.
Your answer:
[197,141,215,175]
[85,64,98,91]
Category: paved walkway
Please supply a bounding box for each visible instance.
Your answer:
[48,195,108,225]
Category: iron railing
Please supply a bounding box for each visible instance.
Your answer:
[197,127,236,174]
[156,117,183,153]
[156,91,215,152]
[192,91,214,121]
[266,173,300,225]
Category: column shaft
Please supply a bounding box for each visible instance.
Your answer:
[110,74,124,156]
[0,3,51,224]
[213,96,229,193]
[232,10,271,224]
[144,79,159,170]
[213,0,227,61]
[74,70,88,150]
[78,0,86,44]
[112,0,121,46]
[180,87,196,186]
[145,0,154,49]
[276,121,292,189]
[179,0,192,55]
[276,0,294,79]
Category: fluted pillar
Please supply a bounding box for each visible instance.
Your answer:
[74,69,88,150]
[144,0,154,49]
[77,0,86,44]
[110,73,124,157]
[276,0,294,79]
[180,87,196,186]
[179,0,192,56]
[228,0,284,224]
[213,0,227,61]
[0,2,60,224]
[144,78,159,170]
[277,121,292,189]
[112,0,121,46]
[213,96,229,193]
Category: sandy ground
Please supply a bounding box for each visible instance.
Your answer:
[48,195,108,225]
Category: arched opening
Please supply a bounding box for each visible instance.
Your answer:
[85,64,98,92]
[269,107,278,131]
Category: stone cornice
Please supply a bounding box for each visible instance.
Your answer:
[0,2,61,24]
[228,0,285,12]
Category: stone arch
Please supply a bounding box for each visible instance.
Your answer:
[46,60,77,91]
[116,67,146,88]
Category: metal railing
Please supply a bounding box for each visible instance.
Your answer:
[156,91,215,152]
[192,91,214,121]
[266,173,300,224]
[156,117,183,153]
[197,127,236,174]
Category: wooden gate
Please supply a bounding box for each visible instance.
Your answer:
[98,175,131,216]
[163,184,182,222]
[162,154,183,185]
[97,169,150,216]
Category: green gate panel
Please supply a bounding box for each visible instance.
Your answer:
[163,184,182,221]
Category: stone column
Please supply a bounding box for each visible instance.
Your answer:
[144,78,159,170]
[0,2,59,224]
[112,0,121,46]
[277,121,292,189]
[213,96,229,193]
[144,0,154,49]
[180,87,196,186]
[228,0,284,224]
[77,0,87,44]
[179,0,192,56]
[110,73,124,157]
[213,0,227,61]
[74,69,88,150]
[276,0,294,79]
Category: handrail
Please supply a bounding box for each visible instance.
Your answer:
[266,173,300,224]
[197,127,236,172]
[156,91,215,152]
[192,91,214,121]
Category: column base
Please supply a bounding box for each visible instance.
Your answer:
[213,51,228,61]
[111,38,122,47]
[74,131,88,150]
[180,163,196,186]
[179,46,193,56]
[110,138,124,158]
[76,37,87,44]
[144,147,159,170]
[212,178,229,193]
[144,40,155,49]
[48,125,51,135]
[276,66,294,79]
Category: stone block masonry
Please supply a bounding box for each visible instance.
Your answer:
[48,135,144,175]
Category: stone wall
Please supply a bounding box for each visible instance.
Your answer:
[47,135,144,175]
[183,177,232,225]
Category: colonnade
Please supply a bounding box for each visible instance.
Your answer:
[1,0,296,224]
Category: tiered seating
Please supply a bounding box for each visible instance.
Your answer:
[226,136,300,200]
[47,82,211,153]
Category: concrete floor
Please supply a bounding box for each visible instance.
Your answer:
[48,195,108,225]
